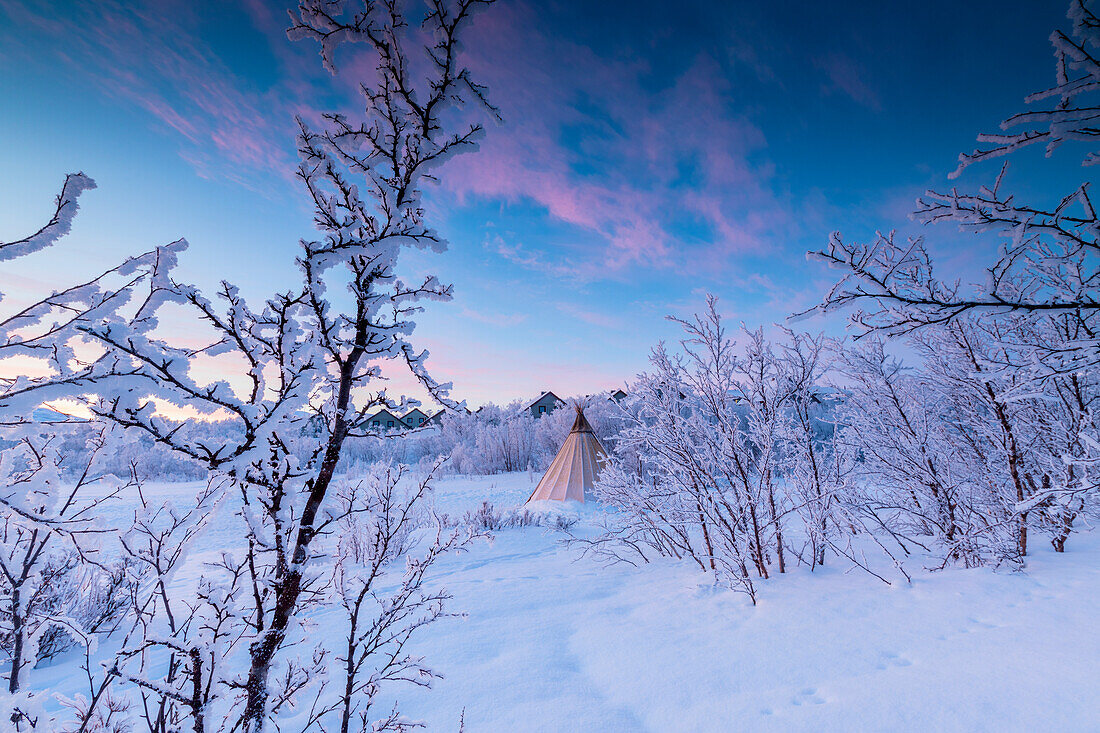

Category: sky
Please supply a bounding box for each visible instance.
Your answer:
[0,0,1089,407]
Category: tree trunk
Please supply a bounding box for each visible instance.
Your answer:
[694,493,717,572]
[766,475,785,574]
[239,358,357,732]
[8,585,23,694]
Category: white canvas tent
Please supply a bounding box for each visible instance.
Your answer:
[527,405,608,503]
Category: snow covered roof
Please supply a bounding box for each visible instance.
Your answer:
[525,390,564,410]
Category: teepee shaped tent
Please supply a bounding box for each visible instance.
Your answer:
[527,405,608,503]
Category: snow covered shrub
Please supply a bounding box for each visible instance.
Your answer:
[45,420,220,482]
[808,0,1100,559]
[18,554,134,665]
[772,331,854,568]
[450,501,576,533]
[431,396,625,476]
[839,317,1100,567]
[326,461,476,733]
[0,427,137,729]
[463,501,504,531]
[838,341,994,567]
[110,479,231,733]
[583,297,848,602]
[914,319,1055,562]
[338,429,445,475]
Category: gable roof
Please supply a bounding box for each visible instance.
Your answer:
[366,408,402,424]
[526,390,564,410]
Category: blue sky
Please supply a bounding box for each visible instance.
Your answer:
[0,0,1087,406]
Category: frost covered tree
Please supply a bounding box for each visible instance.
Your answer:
[808,0,1099,376]
[807,0,1100,542]
[14,2,502,730]
[584,297,848,602]
[0,175,170,729]
[2,0,499,729]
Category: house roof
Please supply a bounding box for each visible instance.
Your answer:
[525,390,564,410]
[367,408,402,422]
[402,408,429,420]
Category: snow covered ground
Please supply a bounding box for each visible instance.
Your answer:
[392,472,1100,732]
[35,471,1100,731]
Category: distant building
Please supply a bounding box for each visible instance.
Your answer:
[424,410,446,427]
[366,408,403,430]
[609,389,627,402]
[526,391,564,419]
[402,408,429,428]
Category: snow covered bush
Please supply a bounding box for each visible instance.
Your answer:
[837,341,994,567]
[808,0,1100,545]
[326,461,475,733]
[583,296,849,602]
[838,317,1100,567]
[453,500,574,532]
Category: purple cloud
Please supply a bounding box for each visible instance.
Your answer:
[8,0,798,280]
[8,0,304,188]
[444,2,792,278]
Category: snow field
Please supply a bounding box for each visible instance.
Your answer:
[30,471,1100,732]
[391,473,1100,732]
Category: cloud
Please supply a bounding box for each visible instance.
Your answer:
[444,2,791,279]
[815,53,881,111]
[457,307,528,328]
[553,302,624,330]
[6,0,799,282]
[5,0,306,189]
[484,234,582,280]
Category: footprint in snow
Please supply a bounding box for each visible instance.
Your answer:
[966,617,998,629]
[792,688,825,706]
[876,651,913,669]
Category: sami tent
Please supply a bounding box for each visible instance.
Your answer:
[526,405,608,503]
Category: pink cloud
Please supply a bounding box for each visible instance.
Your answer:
[9,0,303,187]
[442,2,789,278]
[554,302,625,330]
